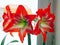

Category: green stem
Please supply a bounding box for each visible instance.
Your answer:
[43,42,45,45]
[28,34,31,45]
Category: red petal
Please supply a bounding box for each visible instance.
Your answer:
[5,5,13,19]
[47,3,51,13]
[4,20,14,30]
[5,28,19,32]
[48,28,54,32]
[3,13,8,20]
[6,5,10,12]
[3,19,8,26]
[18,31,24,43]
[26,30,33,34]
[42,32,47,42]
[15,5,28,17]
[50,14,55,22]
[33,21,41,35]
[23,31,27,37]
[25,15,36,22]
[10,32,13,36]
[36,9,44,18]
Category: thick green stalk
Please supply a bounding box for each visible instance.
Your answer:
[28,34,31,45]
[43,42,45,45]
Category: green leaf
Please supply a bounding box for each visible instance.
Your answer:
[7,40,19,45]
[1,35,6,45]
[10,40,19,43]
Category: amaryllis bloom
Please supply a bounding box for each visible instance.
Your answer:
[3,5,36,43]
[34,3,55,42]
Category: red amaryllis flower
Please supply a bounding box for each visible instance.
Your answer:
[34,3,55,42]
[3,5,36,43]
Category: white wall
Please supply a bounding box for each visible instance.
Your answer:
[0,0,38,14]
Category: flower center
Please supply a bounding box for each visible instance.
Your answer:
[39,17,46,27]
[19,18,27,28]
[15,14,27,29]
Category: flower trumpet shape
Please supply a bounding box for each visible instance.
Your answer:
[3,5,36,43]
[33,3,55,42]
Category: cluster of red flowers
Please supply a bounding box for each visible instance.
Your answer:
[3,3,55,43]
